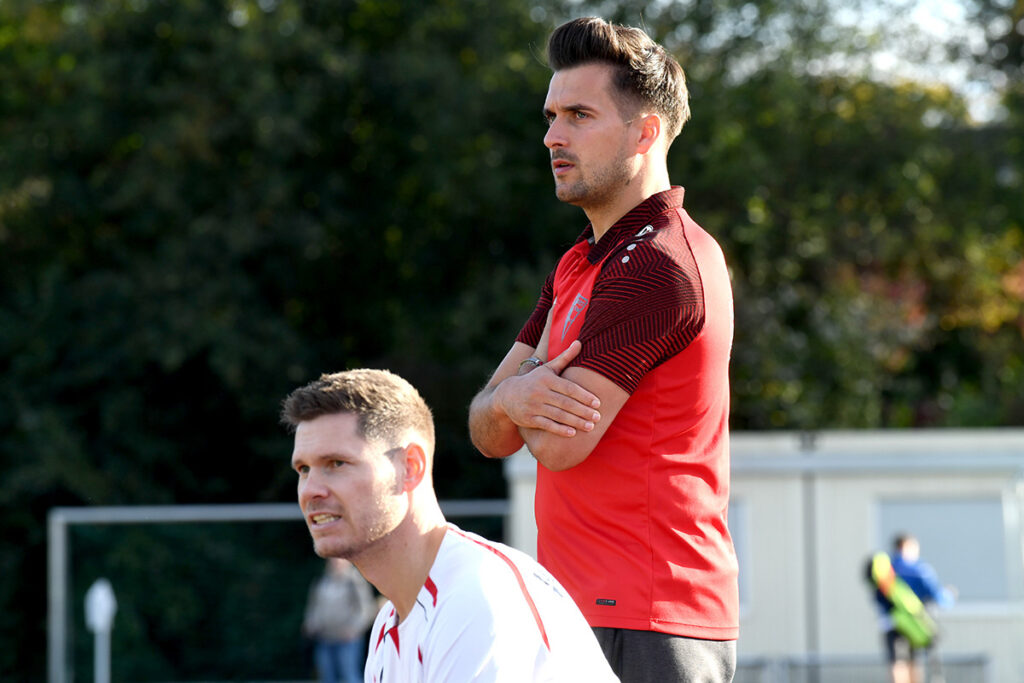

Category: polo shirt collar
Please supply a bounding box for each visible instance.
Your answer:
[579,187,686,264]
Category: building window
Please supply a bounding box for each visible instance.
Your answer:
[877,496,1021,604]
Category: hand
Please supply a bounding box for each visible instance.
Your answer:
[496,340,601,437]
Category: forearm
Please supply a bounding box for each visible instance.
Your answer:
[519,365,627,472]
[518,426,582,472]
[470,339,603,461]
[468,384,525,459]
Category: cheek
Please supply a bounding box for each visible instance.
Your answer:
[370,468,402,500]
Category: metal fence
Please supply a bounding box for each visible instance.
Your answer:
[736,653,993,683]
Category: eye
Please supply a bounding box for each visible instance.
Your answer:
[295,464,309,475]
[543,112,555,126]
[574,110,588,120]
[330,459,346,469]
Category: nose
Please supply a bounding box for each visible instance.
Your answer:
[298,472,328,507]
[544,118,566,150]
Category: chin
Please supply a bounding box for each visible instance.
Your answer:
[314,539,354,560]
[555,188,585,206]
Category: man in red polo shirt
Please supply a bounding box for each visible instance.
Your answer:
[468,16,738,683]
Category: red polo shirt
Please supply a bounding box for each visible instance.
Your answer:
[516,188,738,640]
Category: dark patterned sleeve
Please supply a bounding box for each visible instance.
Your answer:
[572,237,705,394]
[515,268,556,348]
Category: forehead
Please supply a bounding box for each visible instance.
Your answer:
[544,62,618,111]
[291,412,367,462]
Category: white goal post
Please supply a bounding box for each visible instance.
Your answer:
[47,500,509,683]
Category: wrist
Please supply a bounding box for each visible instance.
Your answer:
[517,356,544,375]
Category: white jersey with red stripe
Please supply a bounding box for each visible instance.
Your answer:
[365,524,619,683]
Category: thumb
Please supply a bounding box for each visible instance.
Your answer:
[545,339,582,375]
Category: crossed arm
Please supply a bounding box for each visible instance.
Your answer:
[467,337,630,472]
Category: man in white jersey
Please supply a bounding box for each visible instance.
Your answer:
[282,368,618,683]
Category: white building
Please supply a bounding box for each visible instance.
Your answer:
[505,429,1024,682]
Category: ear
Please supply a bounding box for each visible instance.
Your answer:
[398,442,428,492]
[635,113,662,155]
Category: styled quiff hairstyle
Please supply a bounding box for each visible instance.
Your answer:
[547,16,690,143]
[281,369,435,456]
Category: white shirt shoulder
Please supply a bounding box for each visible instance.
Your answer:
[365,525,618,683]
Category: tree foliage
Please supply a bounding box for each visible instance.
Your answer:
[0,0,1021,678]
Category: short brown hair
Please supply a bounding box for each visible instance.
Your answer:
[547,17,690,142]
[281,369,435,455]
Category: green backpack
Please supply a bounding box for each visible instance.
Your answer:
[869,552,938,649]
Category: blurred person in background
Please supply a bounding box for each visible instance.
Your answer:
[872,533,956,683]
[302,557,376,683]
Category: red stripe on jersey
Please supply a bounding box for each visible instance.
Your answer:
[450,528,550,650]
[387,625,400,654]
[424,576,438,606]
[374,608,400,655]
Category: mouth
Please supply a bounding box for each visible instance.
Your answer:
[309,512,341,527]
[551,157,575,176]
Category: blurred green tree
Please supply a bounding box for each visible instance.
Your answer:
[0,0,562,678]
[0,0,1021,679]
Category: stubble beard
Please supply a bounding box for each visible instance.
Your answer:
[312,472,406,561]
[554,148,633,210]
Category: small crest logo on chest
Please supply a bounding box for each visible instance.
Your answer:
[561,293,589,341]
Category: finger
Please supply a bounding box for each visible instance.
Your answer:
[509,391,597,430]
[552,374,601,410]
[545,389,601,423]
[545,339,582,374]
[542,406,597,432]
[494,379,578,429]
[528,415,581,438]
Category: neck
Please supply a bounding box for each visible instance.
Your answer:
[353,496,447,621]
[587,167,671,242]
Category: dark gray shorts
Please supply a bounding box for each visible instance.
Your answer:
[592,627,736,683]
[885,628,926,663]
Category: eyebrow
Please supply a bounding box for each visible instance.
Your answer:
[292,450,347,466]
[543,103,593,119]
